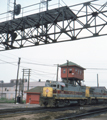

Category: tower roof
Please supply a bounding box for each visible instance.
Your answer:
[60,61,85,70]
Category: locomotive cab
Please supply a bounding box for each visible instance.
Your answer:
[40,80,63,107]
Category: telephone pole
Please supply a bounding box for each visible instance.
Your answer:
[56,64,59,82]
[22,69,31,91]
[15,57,21,104]
[97,74,99,87]
[67,60,69,83]
[21,69,25,102]
[27,69,31,91]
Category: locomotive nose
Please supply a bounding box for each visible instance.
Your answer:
[42,87,53,97]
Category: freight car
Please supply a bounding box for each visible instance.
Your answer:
[39,80,107,107]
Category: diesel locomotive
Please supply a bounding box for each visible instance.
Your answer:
[39,61,107,107]
[39,80,107,107]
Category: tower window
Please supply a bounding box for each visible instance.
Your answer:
[63,69,66,73]
[69,68,72,73]
[80,70,82,75]
[78,70,79,74]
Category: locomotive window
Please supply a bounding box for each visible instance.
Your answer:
[65,84,68,87]
[101,90,104,93]
[51,84,56,87]
[61,86,64,91]
[57,85,59,88]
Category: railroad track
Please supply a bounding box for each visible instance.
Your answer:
[55,107,107,120]
[0,104,107,119]
[0,105,79,118]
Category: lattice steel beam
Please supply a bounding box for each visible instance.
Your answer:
[0,1,107,51]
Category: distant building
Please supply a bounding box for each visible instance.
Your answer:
[0,82,16,99]
[23,81,45,100]
[25,86,44,104]
[0,80,4,83]
[0,79,45,100]
[10,79,27,84]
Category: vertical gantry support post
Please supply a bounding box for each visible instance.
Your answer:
[46,23,48,43]
[84,2,90,25]
[21,19,25,47]
[86,4,88,24]
[62,9,64,29]
[95,16,97,34]
[6,22,9,50]
[73,20,75,38]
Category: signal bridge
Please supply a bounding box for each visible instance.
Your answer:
[0,0,107,51]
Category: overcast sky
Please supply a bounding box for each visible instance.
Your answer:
[0,0,107,88]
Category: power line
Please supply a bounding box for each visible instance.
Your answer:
[0,54,18,61]
[0,52,56,67]
[0,58,17,66]
[21,62,55,67]
[86,68,107,70]
[0,62,17,64]
[31,72,56,79]
[0,56,56,74]
[32,69,56,74]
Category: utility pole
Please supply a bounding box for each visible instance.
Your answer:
[15,57,21,104]
[22,69,31,91]
[97,74,99,87]
[18,78,21,96]
[56,64,59,96]
[21,69,24,102]
[27,69,31,91]
[56,64,59,82]
[67,60,69,83]
[2,81,3,98]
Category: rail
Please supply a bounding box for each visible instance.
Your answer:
[55,107,107,120]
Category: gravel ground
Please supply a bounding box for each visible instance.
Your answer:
[1,111,107,120]
[0,103,107,120]
[0,110,76,120]
[0,103,40,109]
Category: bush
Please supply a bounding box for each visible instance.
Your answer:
[0,98,15,103]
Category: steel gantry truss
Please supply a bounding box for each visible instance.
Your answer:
[0,0,107,51]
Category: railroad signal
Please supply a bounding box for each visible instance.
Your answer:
[14,4,21,16]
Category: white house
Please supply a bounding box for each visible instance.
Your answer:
[0,80,45,100]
